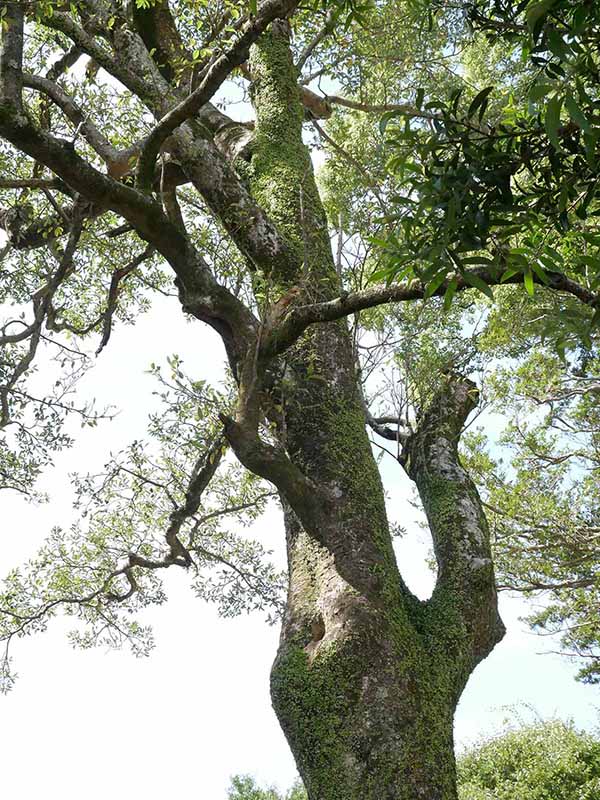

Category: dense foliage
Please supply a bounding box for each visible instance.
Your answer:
[380,0,600,325]
[458,720,600,800]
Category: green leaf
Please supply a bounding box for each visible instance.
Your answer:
[544,95,563,151]
[500,266,521,282]
[526,0,558,41]
[564,93,589,133]
[443,276,458,311]
[528,83,554,104]
[523,269,535,296]
[379,111,398,136]
[467,86,494,121]
[531,261,549,285]
[424,268,450,299]
[462,270,494,299]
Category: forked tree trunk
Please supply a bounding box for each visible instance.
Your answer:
[235,23,505,799]
[270,370,505,798]
[0,6,506,795]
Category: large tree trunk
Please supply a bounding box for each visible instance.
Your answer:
[231,22,506,799]
[270,370,505,799]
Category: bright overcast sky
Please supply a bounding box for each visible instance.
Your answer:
[1,287,599,799]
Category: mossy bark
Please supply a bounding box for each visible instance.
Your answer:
[243,22,505,800]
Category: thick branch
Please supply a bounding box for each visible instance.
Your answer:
[0,0,24,108]
[171,126,297,276]
[263,267,598,356]
[219,344,329,538]
[40,9,165,109]
[0,107,258,363]
[135,0,301,192]
[403,375,505,662]
[326,94,435,120]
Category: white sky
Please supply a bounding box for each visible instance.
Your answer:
[0,292,598,799]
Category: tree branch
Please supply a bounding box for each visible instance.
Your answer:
[0,0,24,109]
[0,105,258,368]
[263,267,598,357]
[96,244,155,355]
[23,72,118,165]
[404,375,505,662]
[296,9,337,72]
[135,0,301,192]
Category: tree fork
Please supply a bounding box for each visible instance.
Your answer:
[245,22,504,800]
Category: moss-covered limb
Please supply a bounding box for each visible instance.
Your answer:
[273,506,462,800]
[242,26,474,797]
[248,20,335,289]
[272,645,460,800]
[136,0,303,192]
[403,375,505,665]
[243,23,410,599]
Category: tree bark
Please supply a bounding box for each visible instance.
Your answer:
[238,22,505,800]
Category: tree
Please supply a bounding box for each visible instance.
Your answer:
[228,774,306,800]
[458,720,600,800]
[0,1,598,798]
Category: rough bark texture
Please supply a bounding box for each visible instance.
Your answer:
[241,24,505,800]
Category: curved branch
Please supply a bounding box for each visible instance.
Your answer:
[0,106,258,368]
[263,267,598,356]
[23,72,118,165]
[404,375,505,663]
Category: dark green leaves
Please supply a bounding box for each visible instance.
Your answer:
[374,0,600,315]
[544,95,562,151]
[467,86,494,121]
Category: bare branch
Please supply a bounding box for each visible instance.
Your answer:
[296,9,337,72]
[0,199,86,426]
[162,436,226,566]
[96,244,155,354]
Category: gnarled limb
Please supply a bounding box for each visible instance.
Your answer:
[262,268,598,357]
[404,375,505,665]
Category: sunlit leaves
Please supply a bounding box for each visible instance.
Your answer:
[376,0,600,311]
[0,361,283,690]
[458,720,600,799]
[461,345,600,682]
